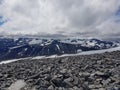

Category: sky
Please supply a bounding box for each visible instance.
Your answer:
[0,0,120,38]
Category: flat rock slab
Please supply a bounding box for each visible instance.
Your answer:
[8,80,26,90]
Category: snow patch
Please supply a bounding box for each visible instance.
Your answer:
[56,44,60,50]
[29,39,42,45]
[10,45,25,49]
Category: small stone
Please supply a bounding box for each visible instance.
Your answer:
[30,74,39,79]
[89,85,95,89]
[94,71,111,79]
[98,88,105,90]
[97,61,102,64]
[73,76,79,85]
[73,86,80,90]
[102,79,111,86]
[89,84,102,89]
[48,85,54,90]
[64,77,74,87]
[44,76,52,81]
[51,76,63,87]
[60,69,67,74]
[79,72,90,77]
[58,87,65,90]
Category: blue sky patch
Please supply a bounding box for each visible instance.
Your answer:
[116,8,120,16]
[0,16,7,26]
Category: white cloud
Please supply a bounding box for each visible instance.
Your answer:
[0,0,120,38]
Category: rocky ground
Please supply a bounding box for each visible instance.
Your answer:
[0,51,120,90]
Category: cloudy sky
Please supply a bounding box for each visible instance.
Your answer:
[0,0,120,38]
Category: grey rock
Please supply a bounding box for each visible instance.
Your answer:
[48,85,54,90]
[64,77,74,87]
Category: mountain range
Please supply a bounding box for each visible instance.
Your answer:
[0,37,119,61]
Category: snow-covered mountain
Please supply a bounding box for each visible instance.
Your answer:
[0,37,119,61]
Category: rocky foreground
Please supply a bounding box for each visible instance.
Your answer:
[0,51,120,90]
